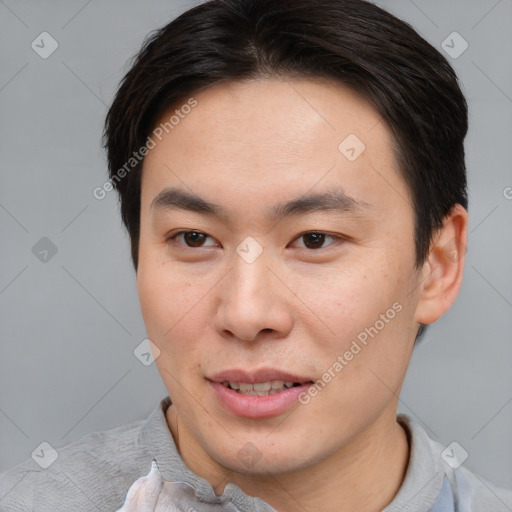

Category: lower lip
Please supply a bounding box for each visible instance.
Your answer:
[208,381,313,419]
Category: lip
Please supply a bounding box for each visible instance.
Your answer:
[208,368,313,384]
[207,368,314,419]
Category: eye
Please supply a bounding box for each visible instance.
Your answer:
[167,230,218,248]
[291,231,341,250]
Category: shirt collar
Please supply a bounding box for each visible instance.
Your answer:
[382,413,446,512]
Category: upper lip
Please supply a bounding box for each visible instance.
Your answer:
[208,368,314,384]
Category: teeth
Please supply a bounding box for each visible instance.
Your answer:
[253,382,271,391]
[222,380,302,395]
[239,382,254,393]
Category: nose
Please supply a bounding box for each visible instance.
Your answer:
[214,249,294,342]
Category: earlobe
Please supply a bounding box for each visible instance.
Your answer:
[415,204,468,326]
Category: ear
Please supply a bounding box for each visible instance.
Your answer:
[414,204,468,326]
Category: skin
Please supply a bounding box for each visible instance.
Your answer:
[137,77,468,512]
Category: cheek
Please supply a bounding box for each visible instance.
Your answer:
[137,257,206,349]
[298,254,415,370]
[292,261,389,338]
[137,264,209,401]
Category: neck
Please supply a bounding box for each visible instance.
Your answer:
[166,406,410,512]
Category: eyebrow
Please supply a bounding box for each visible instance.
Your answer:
[150,186,372,222]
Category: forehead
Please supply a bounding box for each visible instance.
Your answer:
[141,77,410,221]
[155,77,385,152]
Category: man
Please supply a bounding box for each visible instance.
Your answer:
[1,0,511,510]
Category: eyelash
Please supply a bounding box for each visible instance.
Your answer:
[166,230,345,250]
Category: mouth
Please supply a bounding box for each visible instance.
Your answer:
[207,368,315,418]
[220,380,312,396]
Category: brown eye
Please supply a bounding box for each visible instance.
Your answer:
[183,231,207,247]
[292,232,339,250]
[303,232,326,249]
[169,231,217,248]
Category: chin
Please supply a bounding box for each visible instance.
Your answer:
[205,434,322,477]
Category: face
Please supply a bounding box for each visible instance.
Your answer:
[137,77,423,478]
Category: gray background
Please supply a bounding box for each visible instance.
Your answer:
[1,0,511,489]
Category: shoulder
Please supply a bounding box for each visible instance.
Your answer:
[426,431,512,511]
[395,414,512,512]
[451,463,512,511]
[0,419,152,511]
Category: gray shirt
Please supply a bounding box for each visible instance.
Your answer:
[1,396,511,511]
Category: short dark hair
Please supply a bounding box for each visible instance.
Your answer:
[103,0,468,343]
